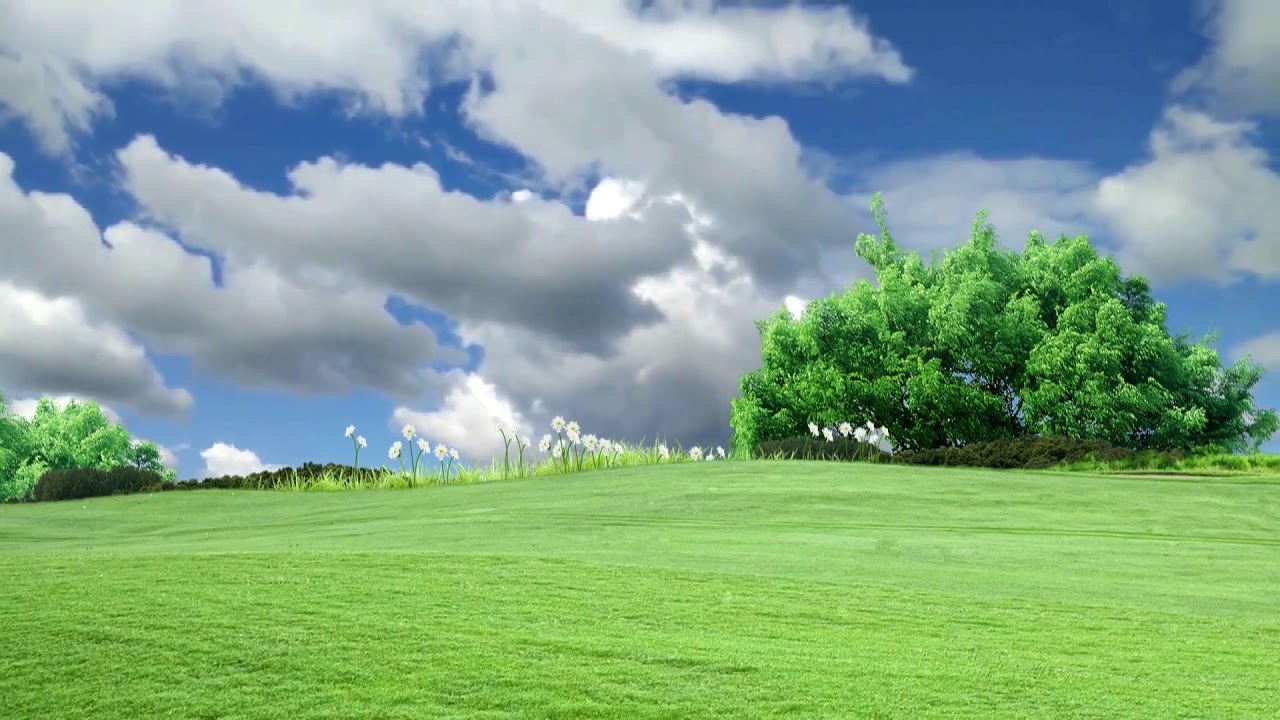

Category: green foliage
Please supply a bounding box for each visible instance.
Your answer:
[729,195,1279,456]
[0,392,36,500]
[32,464,169,503]
[23,398,133,472]
[889,435,1151,470]
[5,458,48,503]
[0,394,178,501]
[124,441,177,482]
[32,466,110,502]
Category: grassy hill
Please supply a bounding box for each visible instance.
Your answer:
[2,461,1277,718]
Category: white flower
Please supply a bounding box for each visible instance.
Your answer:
[868,432,880,445]
[865,420,876,430]
[689,446,704,461]
[357,436,367,448]
[808,422,819,437]
[401,423,416,440]
[551,416,566,432]
[716,446,725,458]
[539,434,552,452]
[658,443,670,459]
[879,425,890,438]
[521,437,531,449]
[389,441,402,459]
[584,435,599,451]
[449,448,459,460]
[434,444,447,460]
[566,420,580,437]
[823,427,834,442]
[345,425,355,438]
[854,426,867,442]
[838,422,853,438]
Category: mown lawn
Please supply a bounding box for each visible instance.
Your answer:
[1,461,1277,719]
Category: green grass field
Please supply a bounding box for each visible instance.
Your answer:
[2,461,1277,719]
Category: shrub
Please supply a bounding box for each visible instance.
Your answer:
[32,466,110,502]
[32,464,168,502]
[888,435,1155,470]
[104,465,169,495]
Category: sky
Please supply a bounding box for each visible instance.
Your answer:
[0,0,1278,480]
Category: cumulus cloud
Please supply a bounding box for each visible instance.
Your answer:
[1172,0,1280,116]
[0,0,911,157]
[390,373,530,466]
[845,152,1103,253]
[394,177,803,460]
[0,279,193,417]
[0,149,465,402]
[1092,106,1280,285]
[1233,332,1280,371]
[200,442,280,478]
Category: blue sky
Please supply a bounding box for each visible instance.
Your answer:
[1,0,1278,479]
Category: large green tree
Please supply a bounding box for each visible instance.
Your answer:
[0,395,174,501]
[729,195,1278,455]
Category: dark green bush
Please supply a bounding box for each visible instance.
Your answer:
[104,465,168,494]
[33,464,168,502]
[887,435,1166,470]
[33,466,108,502]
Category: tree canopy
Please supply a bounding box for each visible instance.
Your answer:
[729,195,1278,455]
[0,393,173,501]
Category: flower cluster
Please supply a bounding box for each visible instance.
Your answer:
[807,420,891,461]
[539,416,632,474]
[346,423,461,486]
[343,412,734,489]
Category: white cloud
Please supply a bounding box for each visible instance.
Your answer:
[200,442,280,478]
[0,0,911,157]
[390,373,529,466]
[1092,106,1280,285]
[831,152,1104,286]
[548,1,913,85]
[783,295,809,319]
[1233,332,1280,371]
[0,149,464,403]
[1173,0,1280,116]
[0,279,194,417]
[584,177,646,221]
